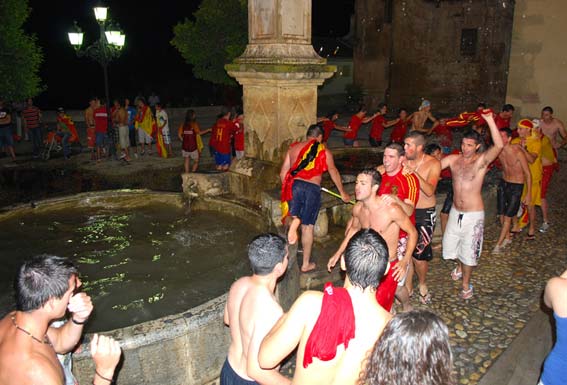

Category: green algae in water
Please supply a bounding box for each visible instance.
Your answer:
[0,202,257,332]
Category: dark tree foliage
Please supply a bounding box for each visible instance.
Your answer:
[0,0,44,100]
[171,0,247,86]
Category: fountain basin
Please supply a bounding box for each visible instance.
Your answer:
[0,190,298,385]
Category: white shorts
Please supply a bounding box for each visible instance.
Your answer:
[442,207,484,266]
[118,125,129,149]
[162,128,171,144]
[138,129,152,144]
[182,149,199,160]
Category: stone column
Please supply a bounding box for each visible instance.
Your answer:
[226,0,336,163]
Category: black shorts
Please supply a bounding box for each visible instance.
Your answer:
[497,180,524,218]
[441,188,453,214]
[413,207,437,261]
[290,180,321,226]
[220,359,258,385]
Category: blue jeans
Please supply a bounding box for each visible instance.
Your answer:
[29,127,42,156]
[57,132,71,158]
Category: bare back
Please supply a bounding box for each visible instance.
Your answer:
[291,291,391,385]
[409,154,441,209]
[0,313,64,385]
[498,144,529,184]
[225,277,285,383]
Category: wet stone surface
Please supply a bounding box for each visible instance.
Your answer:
[289,156,567,384]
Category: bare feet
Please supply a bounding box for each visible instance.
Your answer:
[287,217,301,245]
[301,262,316,273]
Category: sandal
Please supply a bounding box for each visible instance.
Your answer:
[461,285,474,300]
[419,291,432,305]
[451,267,462,281]
[526,233,536,241]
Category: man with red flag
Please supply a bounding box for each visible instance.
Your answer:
[280,124,350,272]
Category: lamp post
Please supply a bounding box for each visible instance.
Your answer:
[68,6,125,158]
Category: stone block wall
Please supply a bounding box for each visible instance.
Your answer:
[355,0,514,114]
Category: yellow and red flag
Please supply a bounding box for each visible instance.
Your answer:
[280,140,327,222]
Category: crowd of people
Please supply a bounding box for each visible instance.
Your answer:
[0,98,565,385]
[0,95,247,173]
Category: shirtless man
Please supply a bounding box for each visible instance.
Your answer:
[403,131,441,304]
[222,234,290,385]
[115,100,131,162]
[540,106,567,150]
[441,111,503,299]
[259,229,392,385]
[327,169,417,311]
[538,106,565,233]
[0,255,121,385]
[492,128,531,254]
[280,124,350,272]
[84,97,98,160]
[409,100,439,134]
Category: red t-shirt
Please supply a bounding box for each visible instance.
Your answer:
[378,169,419,238]
[180,122,198,152]
[494,114,511,129]
[344,115,362,140]
[390,119,408,143]
[432,124,453,148]
[322,119,335,142]
[233,117,245,151]
[94,106,108,134]
[212,118,235,154]
[369,115,386,140]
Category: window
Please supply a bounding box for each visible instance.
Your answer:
[460,28,478,57]
[384,0,393,24]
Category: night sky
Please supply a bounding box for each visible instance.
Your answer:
[25,0,354,109]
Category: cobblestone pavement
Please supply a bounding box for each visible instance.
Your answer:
[421,159,566,384]
[287,155,567,384]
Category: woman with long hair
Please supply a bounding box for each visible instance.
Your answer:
[359,310,455,385]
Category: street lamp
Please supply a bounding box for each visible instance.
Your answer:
[68,6,126,158]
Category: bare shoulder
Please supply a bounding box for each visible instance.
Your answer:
[293,290,323,311]
[2,349,62,385]
[228,276,253,298]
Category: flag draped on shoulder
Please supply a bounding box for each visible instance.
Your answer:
[280,139,327,222]
[135,105,154,137]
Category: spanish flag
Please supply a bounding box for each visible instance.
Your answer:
[156,125,168,158]
[516,203,529,229]
[281,140,327,222]
[135,105,154,137]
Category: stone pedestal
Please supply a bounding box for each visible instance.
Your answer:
[226,0,336,163]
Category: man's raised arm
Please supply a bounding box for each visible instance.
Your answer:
[481,112,504,166]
